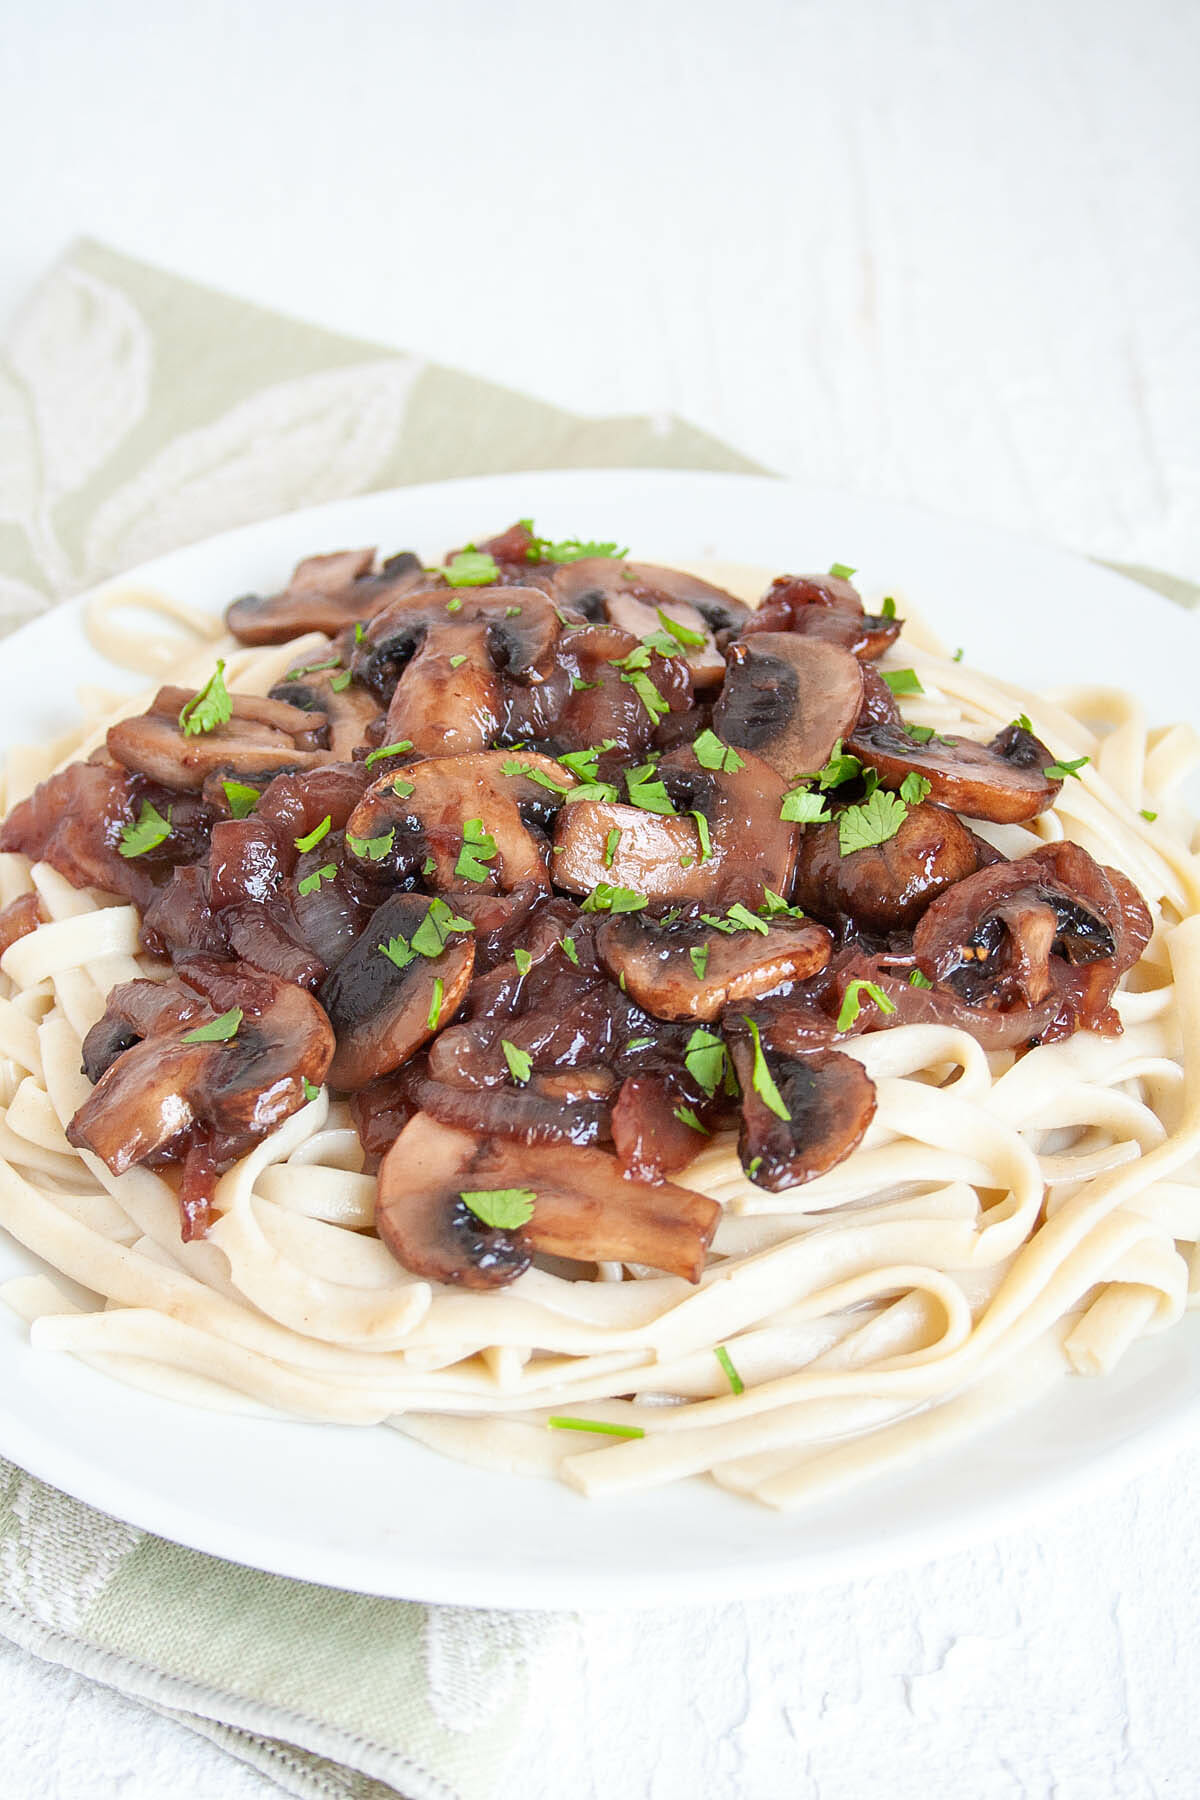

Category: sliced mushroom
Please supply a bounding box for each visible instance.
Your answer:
[846,718,1063,824]
[596,910,833,1021]
[553,744,798,907]
[407,1065,610,1148]
[611,1073,712,1181]
[376,1112,720,1289]
[728,1031,877,1191]
[740,573,900,661]
[538,623,685,754]
[67,960,334,1201]
[225,549,428,644]
[342,750,574,891]
[0,763,160,907]
[548,557,730,687]
[269,667,381,761]
[793,801,982,932]
[108,686,329,793]
[319,892,476,1090]
[825,956,1059,1052]
[713,635,864,782]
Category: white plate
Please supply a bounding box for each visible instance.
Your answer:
[1,469,1198,1610]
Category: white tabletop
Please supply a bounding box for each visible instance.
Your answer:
[2,0,1199,1794]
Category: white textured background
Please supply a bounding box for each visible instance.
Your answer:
[2,0,1199,1794]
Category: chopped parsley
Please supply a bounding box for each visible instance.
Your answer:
[442,550,498,587]
[513,947,533,975]
[580,883,648,914]
[118,800,172,858]
[881,668,924,696]
[461,1187,536,1229]
[559,936,580,965]
[828,562,856,580]
[746,1155,763,1178]
[294,815,332,853]
[759,889,805,919]
[505,605,523,618]
[604,827,622,868]
[626,1036,654,1052]
[422,854,437,877]
[689,943,710,981]
[780,783,832,824]
[880,596,897,619]
[725,902,768,935]
[501,758,571,797]
[427,977,444,1031]
[837,978,898,1032]
[741,1017,790,1121]
[378,935,417,971]
[692,728,744,773]
[909,969,933,989]
[364,739,414,767]
[392,777,415,799]
[445,596,462,613]
[546,1416,644,1439]
[952,647,964,663]
[654,608,706,648]
[346,827,395,861]
[501,1039,532,1084]
[1141,809,1158,822]
[178,660,232,736]
[906,724,938,745]
[625,763,676,815]
[354,621,366,645]
[282,655,340,681]
[812,739,863,790]
[621,668,669,722]
[302,1077,321,1102]
[455,817,498,882]
[449,654,468,670]
[692,811,713,863]
[1014,713,1034,733]
[838,789,909,856]
[297,862,337,897]
[684,1028,727,1098]
[1044,756,1089,781]
[522,523,628,564]
[714,1344,745,1395]
[222,780,259,819]
[673,1104,709,1134]
[330,669,352,692]
[181,1006,242,1045]
[559,742,617,781]
[898,771,932,806]
[410,897,474,958]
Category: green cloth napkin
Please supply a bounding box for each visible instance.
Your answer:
[0,241,1195,1800]
[0,238,765,1800]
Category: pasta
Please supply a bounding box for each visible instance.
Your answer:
[0,544,1197,1513]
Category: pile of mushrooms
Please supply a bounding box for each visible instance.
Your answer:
[0,519,1153,1289]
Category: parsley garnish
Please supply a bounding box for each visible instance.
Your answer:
[622,668,669,722]
[580,883,648,914]
[692,811,712,862]
[505,604,523,618]
[725,902,769,935]
[501,758,571,797]
[501,1039,532,1084]
[445,596,463,613]
[714,1344,745,1395]
[422,854,437,877]
[812,740,863,789]
[881,668,923,696]
[410,897,475,958]
[442,550,498,587]
[181,1007,242,1045]
[178,661,232,736]
[838,789,908,856]
[559,935,580,965]
[378,935,417,970]
[780,784,832,824]
[392,777,414,799]
[427,977,445,1030]
[759,889,805,918]
[449,654,467,670]
[513,947,533,975]
[283,655,340,681]
[654,608,706,648]
[222,780,259,819]
[294,815,331,853]
[559,742,617,781]
[1141,809,1158,822]
[455,817,498,882]
[546,1416,644,1439]
[880,596,897,620]
[571,676,597,692]
[746,1155,763,1178]
[297,863,337,897]
[364,739,414,767]
[909,969,933,989]
[346,828,395,861]
[673,1104,709,1134]
[1045,756,1089,781]
[741,1017,790,1121]
[952,647,964,663]
[302,1077,321,1102]
[689,943,710,981]
[1013,713,1034,733]
[118,800,172,858]
[354,621,366,645]
[837,978,898,1031]
[684,1028,727,1097]
[626,1036,654,1051]
[461,1187,536,1229]
[625,763,676,815]
[522,524,628,564]
[898,771,932,806]
[906,724,937,745]
[828,562,856,580]
[329,669,352,692]
[693,728,744,773]
[604,827,621,868]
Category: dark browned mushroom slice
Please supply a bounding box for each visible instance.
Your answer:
[846,718,1063,824]
[341,750,573,891]
[548,557,729,687]
[728,1029,877,1191]
[740,573,900,661]
[225,549,428,644]
[823,955,1059,1052]
[713,635,864,783]
[270,667,381,761]
[532,623,688,754]
[67,959,334,1200]
[611,1073,711,1181]
[553,744,798,907]
[319,892,475,1090]
[376,1112,721,1289]
[596,910,833,1021]
[793,801,982,932]
[0,763,159,907]
[405,1064,611,1149]
[108,686,329,793]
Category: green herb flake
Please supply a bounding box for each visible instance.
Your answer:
[378,934,417,970]
[559,935,580,965]
[118,799,172,859]
[725,902,769,936]
[329,669,352,693]
[282,655,340,682]
[354,621,366,645]
[898,771,932,806]
[524,527,628,564]
[559,742,617,781]
[347,827,396,862]
[461,1186,536,1229]
[1044,756,1090,781]
[838,789,909,857]
[178,660,232,736]
[302,1077,321,1102]
[422,854,438,877]
[881,668,924,696]
[364,739,414,768]
[684,1027,727,1097]
[689,943,710,981]
[906,724,937,745]
[505,605,523,618]
[673,1104,709,1134]
[409,897,475,959]
[454,817,498,882]
[501,1039,533,1084]
[625,763,676,815]
[181,1006,242,1045]
[442,550,498,587]
[759,889,805,919]
[654,608,707,648]
[742,1016,791,1122]
[692,728,745,773]
[837,978,899,1032]
[814,740,863,790]
[580,882,648,915]
[780,784,832,824]
[621,668,669,722]
[546,1416,644,1439]
[294,814,332,853]
[909,969,933,989]
[427,977,445,1032]
[746,1155,763,1178]
[692,811,713,863]
[390,777,414,801]
[880,596,897,620]
[571,676,597,692]
[222,780,259,819]
[501,757,571,798]
[1140,809,1158,822]
[297,862,337,897]
[513,947,533,976]
[714,1344,745,1395]
[828,562,857,581]
[953,647,964,663]
[1014,713,1034,733]
[604,827,622,868]
[626,1036,654,1052]
[449,654,468,670]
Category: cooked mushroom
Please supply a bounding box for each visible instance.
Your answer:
[611,1073,713,1181]
[341,750,574,891]
[553,744,798,906]
[376,1112,721,1289]
[713,634,864,782]
[728,1029,877,1190]
[547,557,730,687]
[823,954,1059,1052]
[595,910,833,1020]
[0,892,42,958]
[270,667,381,761]
[406,1063,611,1148]
[846,718,1063,824]
[67,959,335,1233]
[226,549,429,644]
[108,686,329,793]
[793,801,982,932]
[319,892,476,1090]
[0,763,162,907]
[533,623,688,754]
[740,573,900,661]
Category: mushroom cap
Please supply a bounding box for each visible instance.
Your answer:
[108,687,330,793]
[548,558,731,687]
[739,573,901,661]
[596,910,833,1021]
[729,1034,877,1191]
[846,719,1063,824]
[319,891,475,1090]
[225,549,427,644]
[270,667,382,762]
[352,585,561,693]
[793,800,982,932]
[376,1112,720,1290]
[713,634,864,783]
